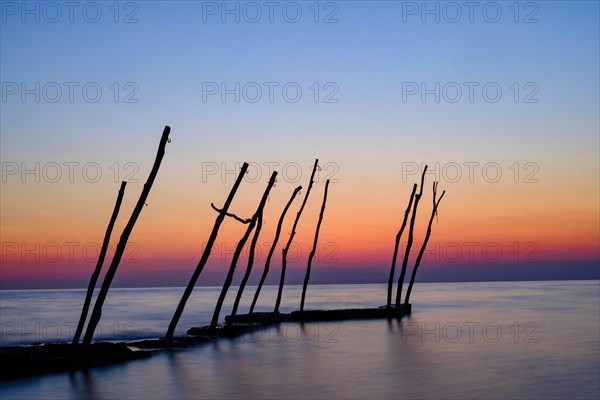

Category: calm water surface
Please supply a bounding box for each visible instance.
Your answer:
[0,281,598,399]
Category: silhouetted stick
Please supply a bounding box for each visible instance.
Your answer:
[210,172,277,329]
[72,181,127,345]
[404,182,445,305]
[386,183,417,309]
[231,172,278,316]
[396,165,427,308]
[210,203,251,224]
[230,212,263,316]
[274,159,319,313]
[166,162,250,343]
[300,179,330,312]
[82,126,171,348]
[249,185,302,314]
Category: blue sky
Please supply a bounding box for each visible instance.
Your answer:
[1,1,599,288]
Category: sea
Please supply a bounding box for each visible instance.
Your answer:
[0,281,598,400]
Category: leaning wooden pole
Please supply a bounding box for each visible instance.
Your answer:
[72,181,127,345]
[82,126,171,348]
[404,182,445,305]
[396,165,427,308]
[231,171,278,316]
[300,179,330,312]
[165,162,250,343]
[386,183,417,309]
[210,172,277,329]
[274,159,319,313]
[249,185,302,314]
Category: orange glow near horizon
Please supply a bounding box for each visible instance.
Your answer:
[2,161,598,289]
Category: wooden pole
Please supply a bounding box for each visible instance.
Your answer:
[404,182,445,305]
[210,171,277,329]
[395,165,427,308]
[386,183,417,309]
[274,159,319,313]
[165,162,250,342]
[231,171,278,316]
[300,179,330,312]
[72,181,127,345]
[83,126,171,348]
[249,185,301,314]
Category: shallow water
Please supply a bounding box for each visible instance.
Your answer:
[1,281,599,399]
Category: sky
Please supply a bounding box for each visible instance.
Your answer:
[1,0,599,289]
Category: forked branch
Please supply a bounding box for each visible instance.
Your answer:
[404,181,446,305]
[210,203,251,224]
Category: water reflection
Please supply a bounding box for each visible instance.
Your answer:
[68,370,101,400]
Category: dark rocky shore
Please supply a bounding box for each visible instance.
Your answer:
[0,342,152,381]
[0,330,236,381]
[1,306,410,381]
